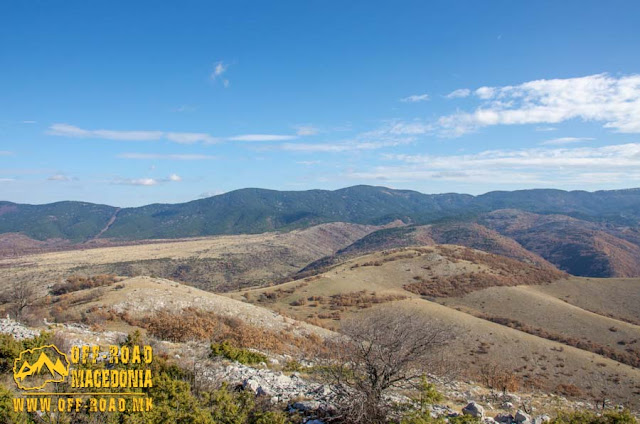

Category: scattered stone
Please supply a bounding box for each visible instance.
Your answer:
[0,317,39,340]
[515,409,531,424]
[462,401,485,418]
[494,413,514,423]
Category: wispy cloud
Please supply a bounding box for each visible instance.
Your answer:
[0,151,13,156]
[112,174,183,186]
[438,73,640,136]
[445,88,471,99]
[347,143,640,185]
[165,132,219,144]
[294,125,319,136]
[118,153,218,160]
[21,120,37,124]
[47,124,219,144]
[47,124,163,141]
[229,134,297,142]
[47,123,301,145]
[540,137,594,146]
[211,61,230,87]
[47,173,73,181]
[278,138,413,153]
[400,93,430,103]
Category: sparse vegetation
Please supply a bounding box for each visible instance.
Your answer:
[124,307,324,357]
[320,306,454,424]
[550,409,637,423]
[49,274,118,295]
[210,341,268,365]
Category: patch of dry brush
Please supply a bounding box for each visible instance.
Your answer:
[404,247,566,297]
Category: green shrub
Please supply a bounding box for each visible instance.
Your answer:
[252,411,290,424]
[282,360,307,373]
[448,415,482,424]
[210,341,267,365]
[551,409,637,424]
[0,384,32,424]
[411,376,443,410]
[0,332,51,374]
[400,412,446,424]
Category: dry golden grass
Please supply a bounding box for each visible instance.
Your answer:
[228,245,640,409]
[0,222,379,295]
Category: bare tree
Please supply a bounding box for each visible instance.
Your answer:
[5,282,35,320]
[321,305,455,424]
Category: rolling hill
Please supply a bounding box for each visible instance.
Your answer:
[227,245,640,408]
[3,185,640,278]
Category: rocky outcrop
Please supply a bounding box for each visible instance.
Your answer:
[0,316,39,340]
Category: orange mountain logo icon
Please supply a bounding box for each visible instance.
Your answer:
[13,345,70,390]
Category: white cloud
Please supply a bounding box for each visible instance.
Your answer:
[113,174,183,186]
[0,151,12,156]
[388,143,640,169]
[400,93,430,103]
[297,160,321,165]
[347,143,640,184]
[540,137,594,146]
[47,123,306,145]
[279,138,412,153]
[47,124,163,141]
[445,88,471,99]
[47,124,221,144]
[211,61,230,87]
[229,134,297,142]
[211,61,228,79]
[48,173,73,181]
[0,178,16,182]
[535,126,557,132]
[115,178,159,186]
[21,120,37,124]
[165,132,219,144]
[438,73,640,136]
[294,125,319,136]
[118,153,217,160]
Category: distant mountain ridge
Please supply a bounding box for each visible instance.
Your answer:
[2,185,640,242]
[3,185,640,278]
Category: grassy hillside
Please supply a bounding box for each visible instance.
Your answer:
[0,222,381,292]
[227,246,640,407]
[296,222,558,279]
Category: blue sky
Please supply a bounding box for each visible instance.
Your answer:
[1,0,640,206]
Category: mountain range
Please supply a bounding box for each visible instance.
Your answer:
[2,185,640,278]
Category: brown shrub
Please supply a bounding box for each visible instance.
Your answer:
[477,362,520,393]
[50,274,118,295]
[555,383,583,397]
[123,307,324,357]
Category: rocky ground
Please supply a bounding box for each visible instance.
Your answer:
[0,318,625,424]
